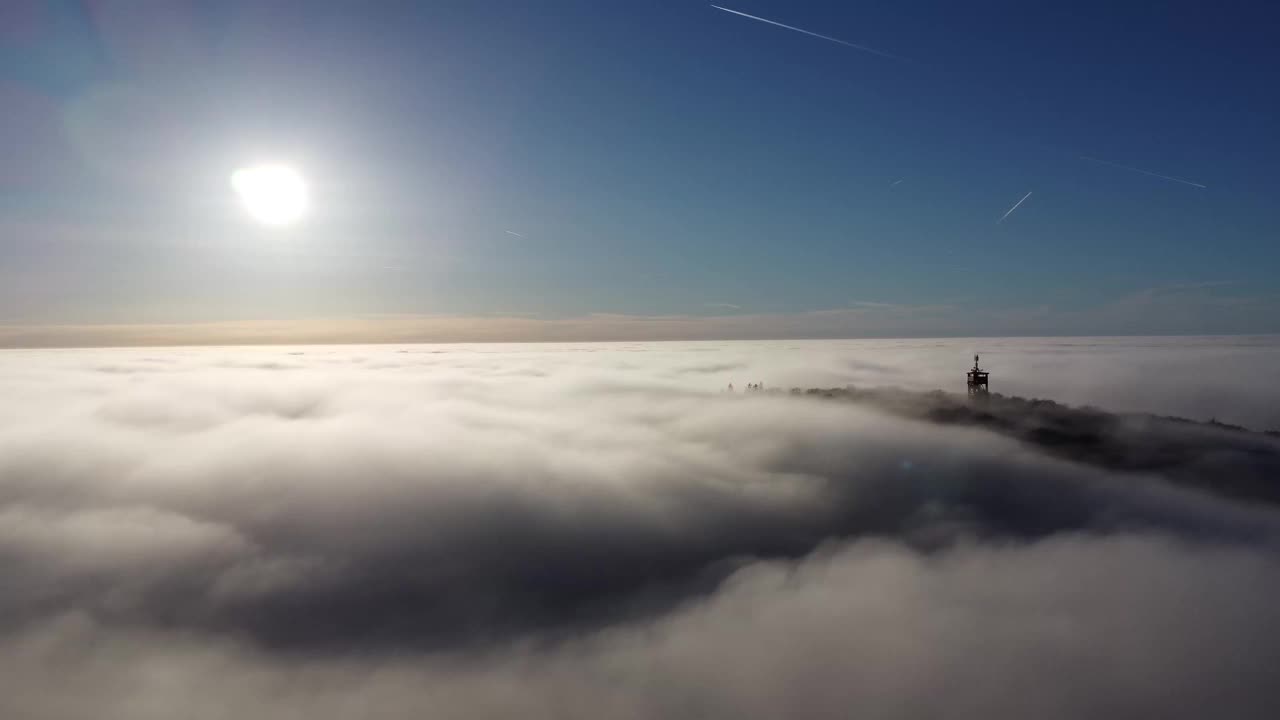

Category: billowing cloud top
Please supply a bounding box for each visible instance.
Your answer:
[1,340,1279,719]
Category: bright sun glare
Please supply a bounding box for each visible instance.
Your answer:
[231,164,309,226]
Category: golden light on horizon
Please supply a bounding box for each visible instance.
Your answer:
[231,164,309,227]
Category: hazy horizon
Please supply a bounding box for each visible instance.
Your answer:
[6,314,1280,349]
[7,336,1280,427]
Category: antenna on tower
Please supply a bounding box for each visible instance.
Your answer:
[967,354,989,398]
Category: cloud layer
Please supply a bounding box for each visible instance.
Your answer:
[2,340,1279,718]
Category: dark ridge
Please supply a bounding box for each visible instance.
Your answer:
[793,386,1280,508]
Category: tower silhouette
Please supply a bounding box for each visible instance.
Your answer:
[967,354,989,397]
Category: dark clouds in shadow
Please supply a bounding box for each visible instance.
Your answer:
[1,343,1280,718]
[5,535,1280,720]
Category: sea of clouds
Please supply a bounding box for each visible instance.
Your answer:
[2,337,1280,719]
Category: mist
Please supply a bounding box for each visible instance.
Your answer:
[2,339,1279,718]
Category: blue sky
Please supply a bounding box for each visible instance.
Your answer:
[2,0,1279,342]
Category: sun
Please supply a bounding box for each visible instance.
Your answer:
[230,164,309,226]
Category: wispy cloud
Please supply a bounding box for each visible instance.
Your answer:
[710,5,905,61]
[705,302,742,311]
[504,230,526,238]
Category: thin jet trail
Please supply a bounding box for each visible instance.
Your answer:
[504,230,526,238]
[710,5,905,61]
[997,191,1033,224]
[1080,156,1206,189]
[890,178,905,187]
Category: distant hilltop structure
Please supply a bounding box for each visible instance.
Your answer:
[967,354,990,398]
[725,357,991,399]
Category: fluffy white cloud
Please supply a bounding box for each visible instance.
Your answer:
[1,340,1279,718]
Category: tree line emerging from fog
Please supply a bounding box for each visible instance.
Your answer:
[762,385,1280,509]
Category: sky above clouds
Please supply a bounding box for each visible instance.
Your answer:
[3,340,1280,718]
[2,0,1279,341]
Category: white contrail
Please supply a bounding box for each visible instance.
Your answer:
[710,5,904,61]
[997,191,1033,224]
[504,230,525,238]
[890,178,904,187]
[1080,156,1206,189]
